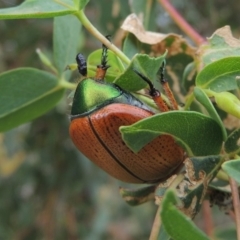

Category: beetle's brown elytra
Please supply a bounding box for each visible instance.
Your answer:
[69,40,185,183]
[70,104,184,183]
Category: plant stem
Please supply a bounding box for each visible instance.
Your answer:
[149,205,162,240]
[59,79,76,90]
[75,10,131,65]
[184,92,194,110]
[158,0,206,46]
[202,200,214,238]
[229,177,240,240]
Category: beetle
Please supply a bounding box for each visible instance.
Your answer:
[69,43,185,183]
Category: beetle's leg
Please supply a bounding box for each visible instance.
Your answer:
[159,61,178,110]
[133,69,169,112]
[76,53,87,77]
[95,35,111,80]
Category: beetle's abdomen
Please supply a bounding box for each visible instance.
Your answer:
[69,104,184,183]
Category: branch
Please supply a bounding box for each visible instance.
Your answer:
[229,177,240,240]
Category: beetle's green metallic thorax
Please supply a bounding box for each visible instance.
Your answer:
[70,78,151,120]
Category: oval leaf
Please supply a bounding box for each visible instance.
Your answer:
[224,128,240,155]
[0,68,64,132]
[194,87,227,140]
[161,190,209,240]
[222,159,240,184]
[196,56,240,92]
[120,111,223,156]
[0,0,77,19]
[53,14,81,79]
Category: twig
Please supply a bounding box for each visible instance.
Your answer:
[75,10,131,65]
[158,0,206,46]
[149,205,162,240]
[229,177,240,240]
[202,200,214,238]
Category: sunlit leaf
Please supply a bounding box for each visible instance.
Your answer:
[196,56,240,92]
[222,159,240,184]
[114,53,166,92]
[0,0,77,19]
[120,111,223,156]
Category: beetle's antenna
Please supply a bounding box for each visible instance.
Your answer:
[76,53,87,77]
[95,35,111,80]
[133,69,169,112]
[159,61,178,110]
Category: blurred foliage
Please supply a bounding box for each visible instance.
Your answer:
[0,0,240,239]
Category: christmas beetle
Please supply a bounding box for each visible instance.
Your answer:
[69,43,185,183]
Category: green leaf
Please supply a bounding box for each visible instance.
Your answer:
[122,33,141,59]
[120,111,223,156]
[193,87,227,140]
[0,68,64,132]
[182,62,196,92]
[222,159,240,184]
[114,53,166,92]
[196,56,240,92]
[0,0,77,19]
[53,14,81,78]
[161,190,209,240]
[214,91,240,119]
[87,49,125,82]
[224,128,240,155]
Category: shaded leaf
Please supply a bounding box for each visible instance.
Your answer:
[120,111,223,156]
[122,33,141,59]
[0,68,64,132]
[224,128,240,155]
